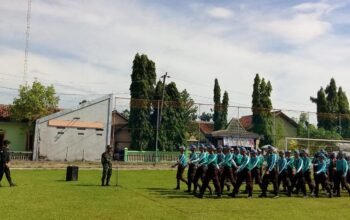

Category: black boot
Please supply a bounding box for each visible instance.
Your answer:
[101,179,105,186]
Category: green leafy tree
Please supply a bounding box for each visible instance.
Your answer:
[129,53,156,150]
[325,78,339,130]
[213,78,222,130]
[199,111,213,122]
[338,87,350,136]
[251,74,273,145]
[221,91,229,128]
[11,81,59,123]
[310,87,328,129]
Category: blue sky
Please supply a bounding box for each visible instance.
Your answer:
[1,0,350,119]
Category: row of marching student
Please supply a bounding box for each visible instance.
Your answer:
[172,144,350,198]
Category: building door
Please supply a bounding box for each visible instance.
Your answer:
[26,133,34,151]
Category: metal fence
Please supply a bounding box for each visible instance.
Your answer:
[124,148,180,162]
[9,151,33,161]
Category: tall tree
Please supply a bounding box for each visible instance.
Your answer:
[310,87,328,129]
[325,78,339,130]
[129,53,156,150]
[221,91,229,128]
[213,78,222,130]
[251,74,273,145]
[338,86,350,136]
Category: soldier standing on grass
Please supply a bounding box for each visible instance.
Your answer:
[172,146,188,190]
[0,140,15,187]
[101,145,113,186]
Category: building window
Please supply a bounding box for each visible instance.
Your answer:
[96,134,103,136]
[57,127,65,129]
[57,132,64,134]
[77,128,86,130]
[96,128,104,131]
[78,133,84,135]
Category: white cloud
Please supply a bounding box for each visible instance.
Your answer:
[259,13,331,44]
[1,0,350,115]
[293,2,335,15]
[207,7,233,19]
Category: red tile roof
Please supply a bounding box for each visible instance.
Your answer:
[239,115,253,130]
[199,122,214,135]
[0,104,10,119]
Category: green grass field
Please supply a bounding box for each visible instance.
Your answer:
[1,169,350,220]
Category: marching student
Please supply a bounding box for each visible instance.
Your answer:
[186,145,198,193]
[172,146,188,190]
[277,151,291,197]
[260,146,278,198]
[219,146,237,193]
[197,145,221,198]
[192,145,212,195]
[314,153,332,198]
[334,151,350,197]
[291,150,307,198]
[300,150,315,195]
[231,147,252,198]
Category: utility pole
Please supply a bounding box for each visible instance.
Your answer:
[155,72,170,163]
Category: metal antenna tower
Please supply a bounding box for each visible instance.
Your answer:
[23,0,32,84]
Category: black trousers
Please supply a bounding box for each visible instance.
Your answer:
[234,168,253,197]
[304,170,315,193]
[251,167,262,189]
[314,172,331,197]
[193,166,211,193]
[175,165,188,188]
[199,165,221,196]
[187,164,197,191]
[220,166,236,192]
[101,165,112,185]
[278,170,291,195]
[262,168,278,196]
[334,171,350,196]
[0,164,12,184]
[292,172,306,196]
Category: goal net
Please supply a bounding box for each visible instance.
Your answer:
[285,137,350,156]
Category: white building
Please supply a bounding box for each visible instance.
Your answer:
[33,94,115,161]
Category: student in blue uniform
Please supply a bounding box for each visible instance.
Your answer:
[277,151,291,197]
[291,150,307,197]
[192,144,212,195]
[197,145,221,198]
[219,146,237,193]
[186,145,198,193]
[250,149,263,190]
[260,146,278,198]
[314,153,332,198]
[172,146,188,190]
[334,151,350,197]
[231,147,252,198]
[300,149,315,195]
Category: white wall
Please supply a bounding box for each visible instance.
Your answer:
[33,95,113,161]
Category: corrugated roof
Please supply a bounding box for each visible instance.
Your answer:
[211,118,260,138]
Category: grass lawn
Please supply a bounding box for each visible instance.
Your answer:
[1,169,350,220]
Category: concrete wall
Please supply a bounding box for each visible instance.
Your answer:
[0,122,28,151]
[34,95,113,161]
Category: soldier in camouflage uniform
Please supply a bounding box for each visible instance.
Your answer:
[0,140,15,187]
[101,145,113,186]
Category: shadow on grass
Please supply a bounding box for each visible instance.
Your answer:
[145,187,211,199]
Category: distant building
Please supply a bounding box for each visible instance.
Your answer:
[0,104,33,152]
[33,94,115,161]
[240,111,298,148]
[211,118,261,148]
[111,110,131,150]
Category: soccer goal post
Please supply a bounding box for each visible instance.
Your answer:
[285,137,350,155]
